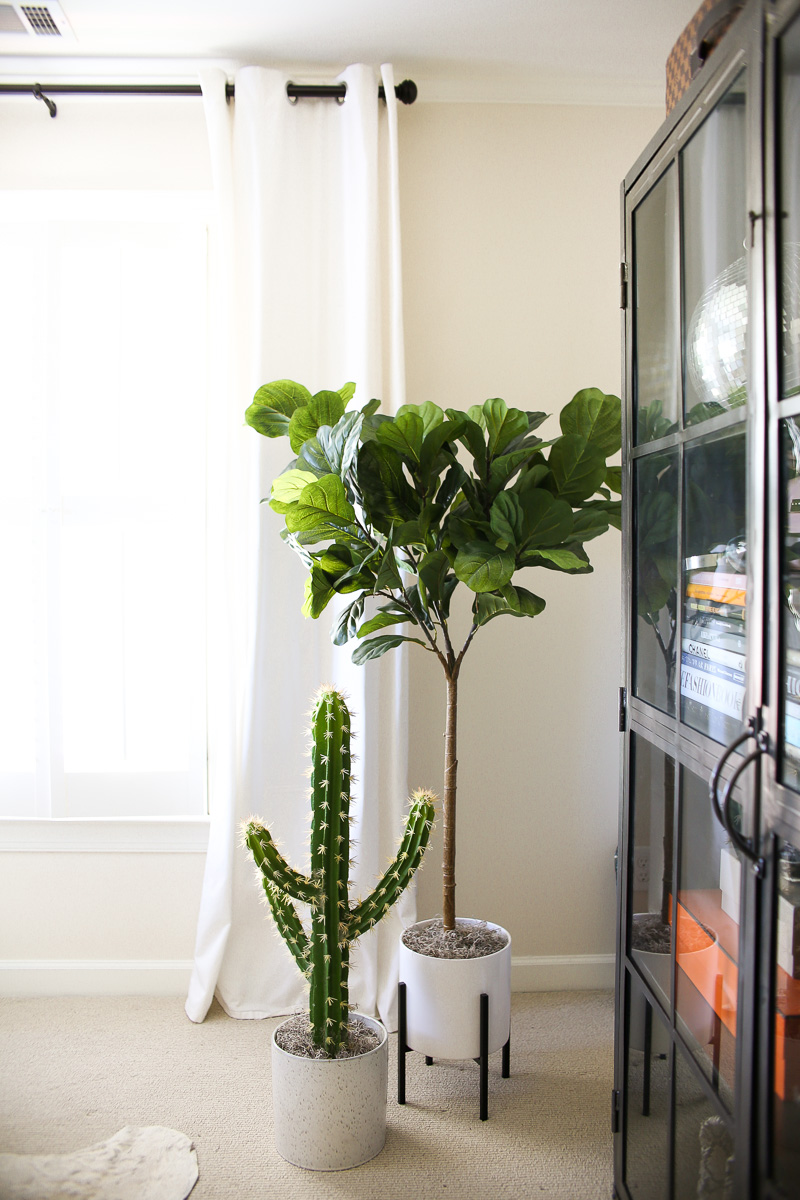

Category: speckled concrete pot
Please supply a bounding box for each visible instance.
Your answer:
[271,1015,388,1171]
[398,918,512,1060]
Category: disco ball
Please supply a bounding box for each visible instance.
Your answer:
[687,244,800,408]
[687,256,747,409]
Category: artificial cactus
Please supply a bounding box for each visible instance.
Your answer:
[245,685,435,1057]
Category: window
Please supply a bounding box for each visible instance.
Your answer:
[0,191,209,818]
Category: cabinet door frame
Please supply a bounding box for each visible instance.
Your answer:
[616,3,768,1197]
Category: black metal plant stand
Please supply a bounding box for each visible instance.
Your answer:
[397,981,511,1120]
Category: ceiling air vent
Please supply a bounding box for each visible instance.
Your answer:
[0,1,74,38]
[21,5,60,34]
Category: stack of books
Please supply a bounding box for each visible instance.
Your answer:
[680,553,746,740]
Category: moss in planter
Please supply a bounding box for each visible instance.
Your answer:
[402,919,508,960]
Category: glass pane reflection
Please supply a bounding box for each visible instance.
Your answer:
[682,73,748,422]
[674,1051,735,1198]
[780,16,800,400]
[629,734,675,1018]
[634,451,679,715]
[676,766,738,1110]
[681,432,747,746]
[773,839,800,1194]
[633,166,680,444]
[781,420,800,790]
[625,976,670,1200]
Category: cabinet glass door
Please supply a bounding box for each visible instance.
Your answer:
[682,73,749,424]
[771,837,800,1194]
[676,765,740,1109]
[768,11,800,1197]
[620,17,759,1197]
[681,431,748,746]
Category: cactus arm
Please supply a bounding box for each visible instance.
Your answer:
[262,881,311,973]
[245,822,318,906]
[349,790,436,939]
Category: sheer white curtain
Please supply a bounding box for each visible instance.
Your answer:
[186,64,413,1025]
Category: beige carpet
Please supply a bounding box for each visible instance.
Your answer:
[0,990,614,1199]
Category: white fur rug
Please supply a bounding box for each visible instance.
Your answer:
[0,1126,198,1200]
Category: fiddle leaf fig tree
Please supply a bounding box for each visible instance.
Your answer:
[246,379,622,930]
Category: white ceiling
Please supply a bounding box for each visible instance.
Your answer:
[0,0,703,106]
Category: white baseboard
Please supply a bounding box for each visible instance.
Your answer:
[0,954,616,998]
[0,960,194,996]
[511,954,615,992]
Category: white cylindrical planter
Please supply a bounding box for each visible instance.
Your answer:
[398,918,511,1060]
[271,1015,388,1171]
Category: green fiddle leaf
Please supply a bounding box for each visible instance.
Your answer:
[288,390,347,453]
[356,610,409,638]
[447,412,487,470]
[338,382,356,405]
[418,549,450,602]
[356,441,421,528]
[548,434,607,503]
[331,594,365,645]
[475,584,546,626]
[302,567,336,618]
[375,542,404,590]
[396,401,444,437]
[579,497,622,532]
[317,410,363,479]
[518,542,592,573]
[514,461,551,495]
[605,466,622,494]
[518,488,574,547]
[525,411,549,433]
[246,379,312,439]
[488,443,549,495]
[482,398,529,458]
[530,547,588,571]
[559,388,621,456]
[376,410,424,463]
[571,506,611,542]
[391,519,426,546]
[352,633,427,665]
[269,468,318,514]
[360,412,392,443]
[360,397,381,418]
[490,493,524,547]
[453,540,516,593]
[418,418,466,482]
[297,436,332,477]
[316,544,354,576]
[285,475,357,535]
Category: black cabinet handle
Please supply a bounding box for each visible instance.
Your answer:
[709,716,767,876]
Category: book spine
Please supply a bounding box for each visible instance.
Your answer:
[680,649,746,721]
[683,621,746,655]
[681,637,745,673]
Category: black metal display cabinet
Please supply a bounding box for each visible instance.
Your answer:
[615,2,800,1196]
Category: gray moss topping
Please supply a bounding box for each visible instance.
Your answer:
[275,1013,381,1060]
[402,919,508,960]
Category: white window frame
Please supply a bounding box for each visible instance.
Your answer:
[0,189,213,851]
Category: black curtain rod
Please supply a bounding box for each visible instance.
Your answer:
[0,78,417,118]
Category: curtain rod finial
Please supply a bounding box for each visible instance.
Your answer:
[395,79,417,105]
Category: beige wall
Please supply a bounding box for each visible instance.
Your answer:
[0,93,664,990]
[398,102,663,961]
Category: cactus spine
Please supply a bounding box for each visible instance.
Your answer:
[245,685,435,1057]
